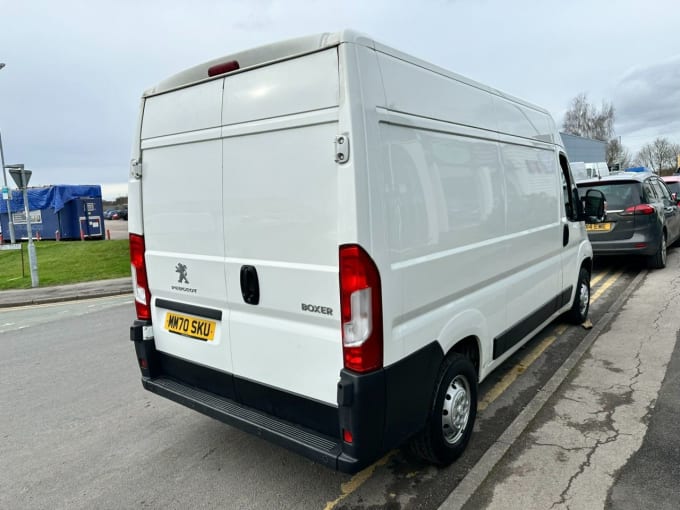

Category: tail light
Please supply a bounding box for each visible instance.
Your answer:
[339,244,383,373]
[622,204,655,215]
[130,233,151,320]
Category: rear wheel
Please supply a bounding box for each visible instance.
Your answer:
[566,267,590,324]
[648,232,667,269]
[408,353,477,466]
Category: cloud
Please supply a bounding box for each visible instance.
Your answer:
[613,55,680,143]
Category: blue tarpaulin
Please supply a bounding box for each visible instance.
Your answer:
[0,185,102,214]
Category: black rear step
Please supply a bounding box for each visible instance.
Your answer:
[142,376,345,469]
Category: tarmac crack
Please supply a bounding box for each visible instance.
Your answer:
[547,338,648,509]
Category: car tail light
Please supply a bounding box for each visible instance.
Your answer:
[130,233,152,320]
[622,204,655,215]
[208,60,240,77]
[339,244,383,373]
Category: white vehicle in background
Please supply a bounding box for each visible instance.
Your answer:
[571,161,610,182]
[128,30,602,473]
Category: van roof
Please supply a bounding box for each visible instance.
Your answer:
[144,30,551,116]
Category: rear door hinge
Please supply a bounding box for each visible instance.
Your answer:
[130,159,142,179]
[334,134,350,164]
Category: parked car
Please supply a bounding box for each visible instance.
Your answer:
[577,171,680,268]
[110,209,128,220]
[661,175,680,198]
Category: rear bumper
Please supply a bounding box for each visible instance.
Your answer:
[142,375,346,468]
[130,320,443,474]
[589,230,661,257]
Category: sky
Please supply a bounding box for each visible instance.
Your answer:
[1,0,679,200]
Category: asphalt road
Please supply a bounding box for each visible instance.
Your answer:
[0,257,667,510]
[102,219,128,240]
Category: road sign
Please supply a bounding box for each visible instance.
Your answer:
[9,168,31,189]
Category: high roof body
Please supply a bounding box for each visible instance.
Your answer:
[143,29,551,118]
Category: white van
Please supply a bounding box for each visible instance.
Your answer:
[571,161,610,182]
[129,30,598,473]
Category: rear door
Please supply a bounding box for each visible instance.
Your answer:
[140,78,234,374]
[221,49,343,405]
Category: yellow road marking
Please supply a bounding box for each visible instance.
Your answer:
[478,335,556,411]
[324,451,395,510]
[590,270,623,303]
[590,269,608,287]
[478,268,623,412]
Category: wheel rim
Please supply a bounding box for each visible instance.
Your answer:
[441,374,471,445]
[661,235,667,265]
[578,279,589,317]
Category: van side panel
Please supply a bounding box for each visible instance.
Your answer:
[377,116,507,368]
[375,52,564,375]
[495,137,562,362]
[376,52,497,132]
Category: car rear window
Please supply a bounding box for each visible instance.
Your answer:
[577,181,643,211]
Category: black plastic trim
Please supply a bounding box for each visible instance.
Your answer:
[131,328,446,473]
[142,376,343,470]
[157,352,237,401]
[493,289,571,360]
[561,285,574,308]
[155,298,222,321]
[382,341,444,448]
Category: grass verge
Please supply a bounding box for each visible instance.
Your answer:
[0,240,130,290]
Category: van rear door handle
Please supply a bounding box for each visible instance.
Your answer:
[240,265,260,305]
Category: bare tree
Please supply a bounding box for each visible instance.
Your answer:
[634,137,679,173]
[635,144,655,170]
[562,93,615,142]
[606,138,632,169]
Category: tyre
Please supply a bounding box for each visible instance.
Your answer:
[408,353,477,466]
[565,267,590,324]
[648,232,667,269]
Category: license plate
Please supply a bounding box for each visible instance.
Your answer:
[164,312,216,341]
[586,222,612,232]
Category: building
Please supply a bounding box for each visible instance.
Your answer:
[560,133,607,164]
[0,185,104,241]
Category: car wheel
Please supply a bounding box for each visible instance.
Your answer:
[408,353,477,466]
[566,267,590,324]
[648,232,667,269]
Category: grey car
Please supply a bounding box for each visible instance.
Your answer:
[577,171,680,268]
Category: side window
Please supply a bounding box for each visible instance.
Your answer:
[559,154,579,221]
[643,180,658,203]
[653,179,671,202]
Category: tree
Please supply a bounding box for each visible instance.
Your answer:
[634,137,680,173]
[606,138,632,169]
[562,93,615,142]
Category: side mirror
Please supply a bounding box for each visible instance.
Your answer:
[582,189,606,223]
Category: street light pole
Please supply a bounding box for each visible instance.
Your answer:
[0,63,16,244]
[0,132,17,243]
